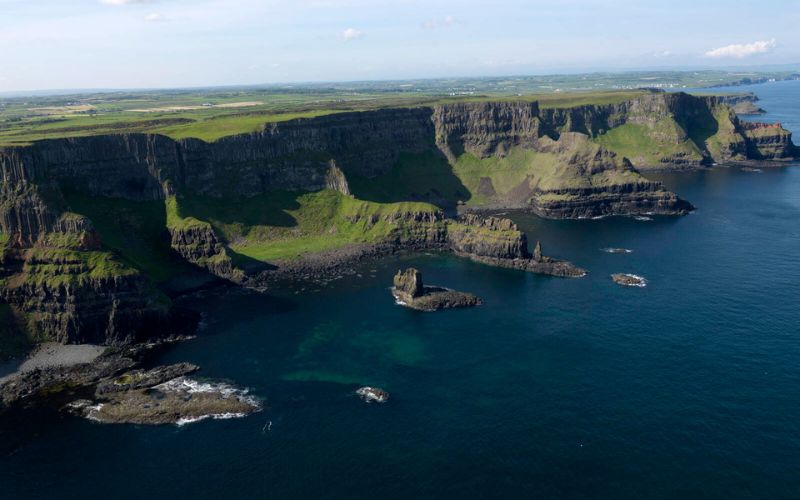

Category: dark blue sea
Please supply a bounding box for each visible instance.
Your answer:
[2,81,799,499]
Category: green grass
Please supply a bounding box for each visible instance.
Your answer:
[172,189,440,262]
[352,142,642,209]
[0,89,651,147]
[428,90,648,109]
[151,110,341,142]
[18,248,139,288]
[595,119,704,167]
[65,194,193,282]
[0,232,8,247]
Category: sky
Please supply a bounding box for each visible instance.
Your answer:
[1,0,799,92]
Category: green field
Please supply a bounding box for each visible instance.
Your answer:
[2,69,796,146]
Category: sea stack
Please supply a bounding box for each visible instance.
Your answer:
[391,268,482,311]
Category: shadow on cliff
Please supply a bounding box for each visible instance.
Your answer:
[348,150,472,210]
[177,192,302,229]
[684,106,720,154]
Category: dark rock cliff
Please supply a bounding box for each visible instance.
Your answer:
[0,92,794,345]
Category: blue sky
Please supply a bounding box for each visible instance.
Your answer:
[1,0,798,91]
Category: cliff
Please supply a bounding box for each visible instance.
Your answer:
[0,91,795,346]
[716,93,766,115]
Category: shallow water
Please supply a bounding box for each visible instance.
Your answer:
[2,81,800,499]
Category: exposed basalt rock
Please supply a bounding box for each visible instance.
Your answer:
[611,273,647,287]
[324,160,352,196]
[168,220,243,282]
[739,121,797,160]
[529,182,694,219]
[393,268,424,299]
[391,268,482,311]
[717,93,766,115]
[356,386,389,403]
[95,362,199,394]
[446,215,586,277]
[432,101,544,161]
[74,373,261,425]
[0,345,139,408]
[447,215,528,260]
[0,247,194,345]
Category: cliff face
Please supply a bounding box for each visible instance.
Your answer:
[0,92,795,346]
[717,93,766,115]
[1,93,791,222]
[0,247,185,344]
[739,122,796,159]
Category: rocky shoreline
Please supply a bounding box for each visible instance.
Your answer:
[0,336,261,425]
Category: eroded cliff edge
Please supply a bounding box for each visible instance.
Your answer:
[0,91,795,348]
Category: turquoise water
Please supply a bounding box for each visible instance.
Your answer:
[2,82,800,499]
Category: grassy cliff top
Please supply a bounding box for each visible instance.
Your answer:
[0,89,653,147]
[7,69,796,147]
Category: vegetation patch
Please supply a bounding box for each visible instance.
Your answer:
[66,194,193,283]
[595,119,704,167]
[171,190,440,262]
[17,248,139,288]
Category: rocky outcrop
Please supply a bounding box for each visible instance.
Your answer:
[393,268,425,299]
[611,273,647,287]
[717,93,766,115]
[446,215,586,277]
[529,182,694,219]
[391,268,482,311]
[324,160,352,196]
[168,219,243,282]
[432,101,543,161]
[739,122,797,160]
[71,369,261,425]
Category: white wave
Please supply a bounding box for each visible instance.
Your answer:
[156,377,261,408]
[176,412,248,426]
[634,216,653,222]
[601,248,632,254]
[84,403,106,422]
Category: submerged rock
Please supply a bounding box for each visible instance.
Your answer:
[356,386,389,403]
[392,268,482,311]
[611,273,647,287]
[601,247,633,254]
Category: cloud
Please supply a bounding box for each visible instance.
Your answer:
[100,0,154,5]
[422,15,458,30]
[341,28,363,41]
[144,12,166,22]
[705,39,776,58]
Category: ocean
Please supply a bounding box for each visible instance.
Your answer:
[2,80,799,499]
